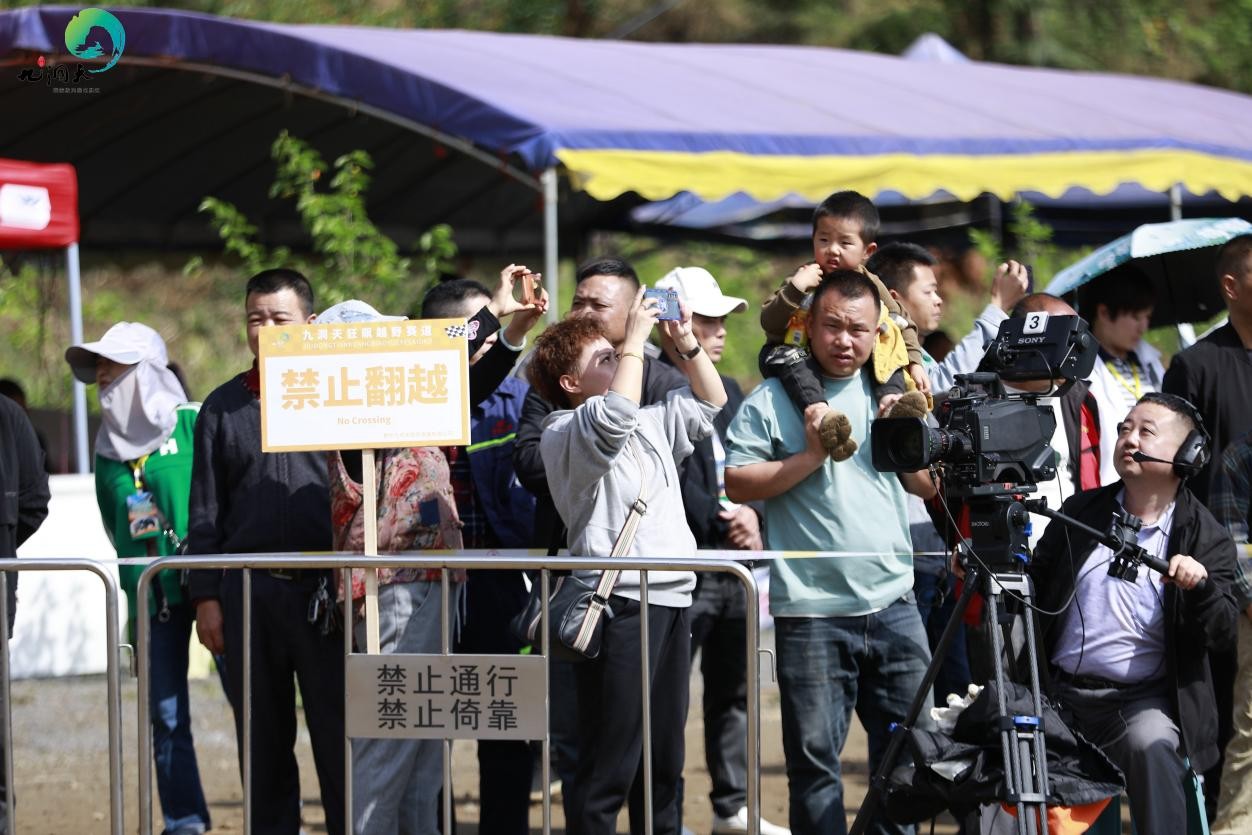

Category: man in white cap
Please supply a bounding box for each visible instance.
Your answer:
[65,321,211,835]
[653,267,788,835]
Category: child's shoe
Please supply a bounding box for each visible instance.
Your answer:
[818,410,858,461]
[886,390,929,420]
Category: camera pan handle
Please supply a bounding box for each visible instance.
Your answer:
[1029,502,1207,592]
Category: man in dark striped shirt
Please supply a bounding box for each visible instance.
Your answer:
[1209,432,1252,834]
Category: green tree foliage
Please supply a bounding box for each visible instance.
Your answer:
[966,202,1087,311]
[0,255,241,409]
[188,130,456,314]
[968,201,1083,288]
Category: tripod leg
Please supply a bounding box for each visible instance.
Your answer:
[985,585,1034,835]
[1019,579,1052,835]
[985,579,1050,835]
[849,569,982,835]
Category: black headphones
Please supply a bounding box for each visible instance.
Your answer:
[1128,393,1211,479]
[1162,394,1211,479]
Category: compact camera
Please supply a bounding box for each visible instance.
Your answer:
[644,287,682,320]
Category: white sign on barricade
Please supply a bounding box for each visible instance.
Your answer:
[346,653,547,740]
[257,318,471,452]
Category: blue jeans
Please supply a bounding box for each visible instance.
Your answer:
[775,597,932,835]
[352,581,449,835]
[689,572,749,818]
[149,602,211,834]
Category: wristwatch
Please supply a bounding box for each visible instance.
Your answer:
[677,342,702,361]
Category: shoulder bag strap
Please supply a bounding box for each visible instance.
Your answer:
[592,438,653,600]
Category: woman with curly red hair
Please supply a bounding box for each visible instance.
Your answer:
[528,286,727,835]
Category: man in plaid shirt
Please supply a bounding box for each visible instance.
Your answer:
[1210,431,1252,834]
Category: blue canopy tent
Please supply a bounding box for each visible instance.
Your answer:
[5,5,1252,253]
[629,186,1252,246]
[7,6,1252,460]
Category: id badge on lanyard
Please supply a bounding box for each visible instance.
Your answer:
[127,455,161,541]
[127,455,173,623]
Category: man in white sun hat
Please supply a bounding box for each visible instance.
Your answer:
[653,267,788,835]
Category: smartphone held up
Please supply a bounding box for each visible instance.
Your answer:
[511,268,540,306]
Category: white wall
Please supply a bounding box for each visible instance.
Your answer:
[12,474,123,679]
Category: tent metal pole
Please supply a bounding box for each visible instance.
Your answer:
[66,243,89,474]
[1169,184,1198,347]
[988,193,1004,248]
[542,167,559,324]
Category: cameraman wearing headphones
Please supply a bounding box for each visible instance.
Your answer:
[1028,392,1239,835]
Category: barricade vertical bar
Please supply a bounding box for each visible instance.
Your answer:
[541,167,559,325]
[0,560,124,835]
[343,566,354,835]
[102,562,124,835]
[740,564,760,835]
[540,569,552,834]
[441,567,452,835]
[640,570,653,835]
[243,567,253,835]
[137,570,153,835]
[0,572,12,835]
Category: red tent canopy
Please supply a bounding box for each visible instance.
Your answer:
[0,158,78,248]
[0,156,87,473]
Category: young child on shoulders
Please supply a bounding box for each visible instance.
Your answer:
[759,190,930,460]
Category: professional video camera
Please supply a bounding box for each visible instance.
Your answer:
[851,311,1104,835]
[870,312,1098,497]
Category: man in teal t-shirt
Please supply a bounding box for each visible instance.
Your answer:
[66,322,211,835]
[726,271,935,835]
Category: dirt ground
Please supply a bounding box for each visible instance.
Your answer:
[7,646,962,834]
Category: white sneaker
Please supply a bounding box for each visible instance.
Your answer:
[711,806,791,835]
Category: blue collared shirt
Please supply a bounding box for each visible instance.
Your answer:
[1050,490,1172,684]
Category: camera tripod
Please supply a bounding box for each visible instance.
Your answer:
[850,493,1053,835]
[849,489,1181,834]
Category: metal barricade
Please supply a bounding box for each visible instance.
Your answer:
[0,557,125,835]
[136,553,762,835]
